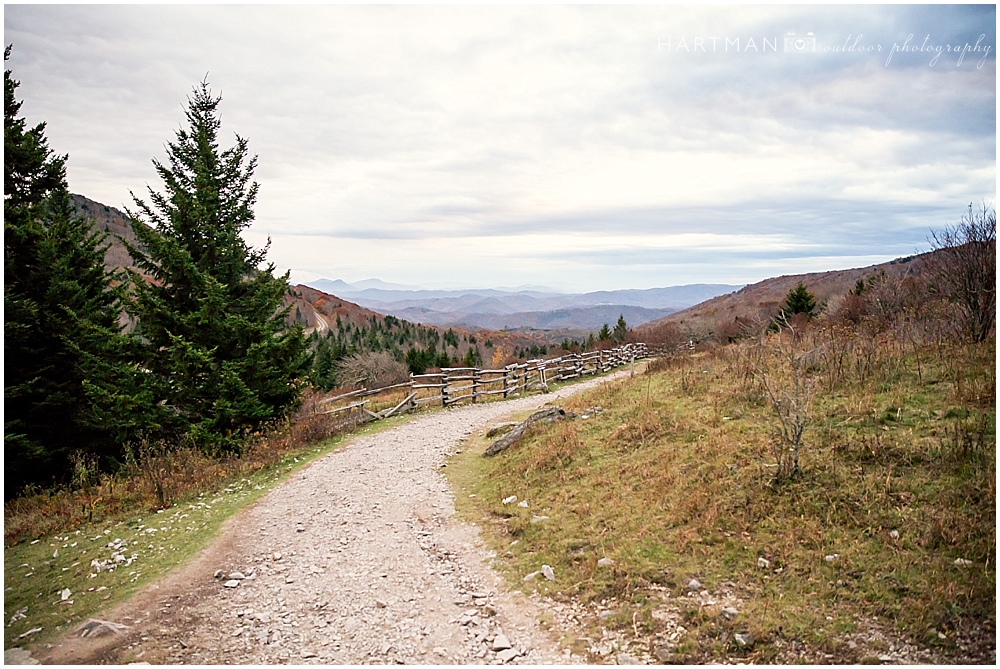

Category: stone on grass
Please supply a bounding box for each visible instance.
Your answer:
[597,557,615,567]
[734,633,753,648]
[824,554,840,563]
[721,606,739,621]
[954,558,972,566]
[686,578,701,591]
[502,496,518,505]
[541,564,555,581]
[757,557,770,569]
[653,643,673,663]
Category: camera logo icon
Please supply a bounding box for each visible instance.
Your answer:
[784,32,816,52]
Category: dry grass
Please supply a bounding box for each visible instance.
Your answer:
[3,389,366,548]
[450,325,995,662]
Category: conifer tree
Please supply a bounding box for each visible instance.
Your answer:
[612,314,629,344]
[125,81,308,453]
[781,282,817,318]
[4,46,129,494]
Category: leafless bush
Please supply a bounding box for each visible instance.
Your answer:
[641,321,688,350]
[748,318,820,480]
[925,203,996,342]
[334,351,409,389]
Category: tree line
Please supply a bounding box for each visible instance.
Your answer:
[5,51,307,497]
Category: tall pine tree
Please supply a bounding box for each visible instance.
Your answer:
[125,81,308,453]
[4,46,128,495]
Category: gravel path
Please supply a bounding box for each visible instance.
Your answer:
[50,372,632,665]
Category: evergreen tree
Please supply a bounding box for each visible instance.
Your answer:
[4,46,130,494]
[125,81,308,453]
[598,323,612,341]
[781,282,817,318]
[612,314,629,344]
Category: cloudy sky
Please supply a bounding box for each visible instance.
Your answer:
[5,4,995,292]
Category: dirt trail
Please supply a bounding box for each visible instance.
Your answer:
[37,371,634,665]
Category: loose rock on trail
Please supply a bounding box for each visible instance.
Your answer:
[36,371,635,665]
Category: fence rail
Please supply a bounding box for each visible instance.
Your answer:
[314,342,649,424]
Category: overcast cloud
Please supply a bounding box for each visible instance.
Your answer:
[5,4,995,291]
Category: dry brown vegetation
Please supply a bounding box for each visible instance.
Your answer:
[3,390,368,548]
[453,262,995,662]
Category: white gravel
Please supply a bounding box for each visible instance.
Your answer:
[162,372,633,664]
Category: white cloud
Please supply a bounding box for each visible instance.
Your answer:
[4,4,994,290]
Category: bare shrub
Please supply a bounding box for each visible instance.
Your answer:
[925,203,996,342]
[747,318,820,480]
[335,351,409,389]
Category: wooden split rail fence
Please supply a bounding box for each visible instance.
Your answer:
[315,342,649,423]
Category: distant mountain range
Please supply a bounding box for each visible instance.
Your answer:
[305,279,742,331]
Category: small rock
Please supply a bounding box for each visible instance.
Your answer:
[686,578,701,591]
[523,571,540,581]
[223,580,240,588]
[4,648,38,665]
[848,640,858,649]
[734,632,753,648]
[889,530,899,540]
[79,619,129,638]
[517,501,529,508]
[529,515,549,523]
[652,643,673,663]
[229,571,246,580]
[616,652,641,664]
[273,552,282,561]
[541,564,555,581]
[599,610,615,619]
[757,557,770,569]
[60,588,72,601]
[301,650,317,658]
[954,558,972,566]
[721,606,739,620]
[492,633,512,651]
[825,554,840,563]
[213,569,223,579]
[502,496,518,505]
[497,648,519,663]
[597,557,615,567]
[375,600,387,608]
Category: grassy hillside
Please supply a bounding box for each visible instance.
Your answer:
[450,324,995,663]
[637,254,923,341]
